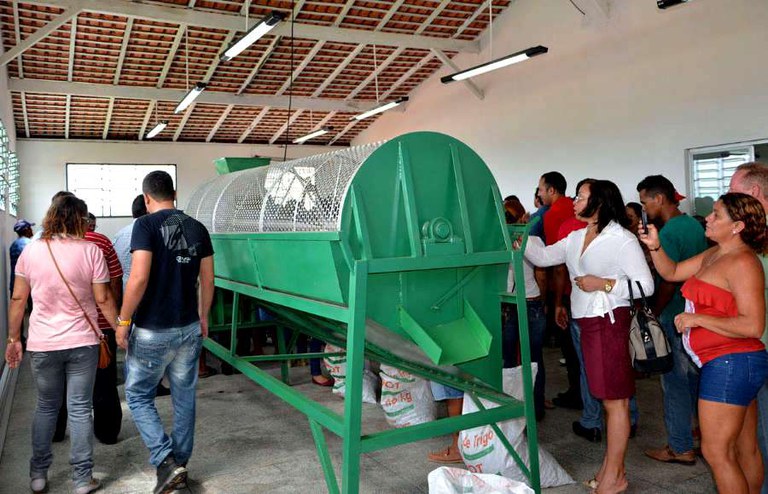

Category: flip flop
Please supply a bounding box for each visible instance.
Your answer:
[583,478,599,489]
[428,446,463,464]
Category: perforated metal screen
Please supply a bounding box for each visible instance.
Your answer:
[188,142,383,233]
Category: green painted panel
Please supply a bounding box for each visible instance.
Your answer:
[214,156,271,175]
[250,239,345,304]
[212,238,261,286]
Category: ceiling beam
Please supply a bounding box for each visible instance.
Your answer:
[269,110,303,144]
[454,0,490,39]
[206,104,233,142]
[20,92,30,137]
[204,31,235,82]
[113,17,133,85]
[12,1,25,77]
[238,106,270,143]
[18,0,479,53]
[64,94,71,139]
[0,7,80,66]
[236,35,280,95]
[346,47,405,101]
[173,103,195,141]
[432,49,484,100]
[102,97,114,139]
[67,16,77,81]
[379,52,435,100]
[138,100,155,140]
[276,41,325,96]
[9,78,374,112]
[157,25,186,88]
[311,44,364,98]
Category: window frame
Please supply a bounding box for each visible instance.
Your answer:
[65,163,177,218]
[685,138,767,215]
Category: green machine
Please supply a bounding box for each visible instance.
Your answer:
[187,131,540,493]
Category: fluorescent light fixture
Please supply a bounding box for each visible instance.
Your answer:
[657,0,690,9]
[221,11,286,61]
[351,97,409,121]
[174,82,207,114]
[146,121,168,139]
[441,45,548,83]
[293,126,333,144]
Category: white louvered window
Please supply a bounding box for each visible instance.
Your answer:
[688,144,755,216]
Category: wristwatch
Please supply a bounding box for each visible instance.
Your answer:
[117,316,132,327]
[604,280,614,293]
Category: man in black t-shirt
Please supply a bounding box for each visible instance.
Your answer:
[117,171,214,494]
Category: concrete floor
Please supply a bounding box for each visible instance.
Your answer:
[0,346,716,494]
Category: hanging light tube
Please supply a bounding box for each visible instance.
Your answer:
[221,11,286,62]
[441,45,548,83]
[351,97,409,121]
[146,121,168,139]
[293,126,333,144]
[174,82,207,114]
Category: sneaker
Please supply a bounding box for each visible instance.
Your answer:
[74,478,101,494]
[572,421,601,443]
[154,455,187,494]
[644,445,696,465]
[30,477,47,493]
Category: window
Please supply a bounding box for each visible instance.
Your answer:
[67,164,176,217]
[0,120,20,215]
[687,140,765,216]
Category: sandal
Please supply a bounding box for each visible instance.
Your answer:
[312,375,334,387]
[428,446,463,464]
[583,478,599,489]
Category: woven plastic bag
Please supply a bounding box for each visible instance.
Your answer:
[323,344,377,404]
[428,467,534,494]
[458,366,574,488]
[379,364,436,427]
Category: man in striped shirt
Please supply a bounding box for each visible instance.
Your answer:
[84,213,124,444]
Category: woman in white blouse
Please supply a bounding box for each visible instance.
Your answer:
[523,179,654,494]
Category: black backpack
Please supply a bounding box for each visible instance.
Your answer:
[627,280,674,374]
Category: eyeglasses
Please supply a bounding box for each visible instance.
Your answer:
[574,195,588,202]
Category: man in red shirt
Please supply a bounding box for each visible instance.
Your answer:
[85,213,124,444]
[537,172,582,410]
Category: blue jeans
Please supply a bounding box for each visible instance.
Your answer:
[125,322,202,467]
[757,378,768,494]
[502,300,546,415]
[29,345,98,488]
[660,319,700,453]
[570,319,639,428]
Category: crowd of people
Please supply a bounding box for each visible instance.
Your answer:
[492,163,768,494]
[6,161,768,494]
[5,171,213,494]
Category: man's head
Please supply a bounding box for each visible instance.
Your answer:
[142,171,176,212]
[537,172,567,206]
[132,194,148,219]
[636,174,678,221]
[86,212,97,232]
[13,219,34,238]
[729,162,768,212]
[533,189,542,208]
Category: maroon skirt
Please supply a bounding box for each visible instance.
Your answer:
[576,306,635,400]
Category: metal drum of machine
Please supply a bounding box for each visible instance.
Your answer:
[187,131,540,493]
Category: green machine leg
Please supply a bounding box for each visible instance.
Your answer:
[341,262,368,494]
[277,325,290,385]
[309,419,340,494]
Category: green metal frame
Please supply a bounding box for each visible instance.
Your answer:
[200,132,541,493]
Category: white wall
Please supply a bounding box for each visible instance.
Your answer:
[354,0,768,211]
[17,140,339,238]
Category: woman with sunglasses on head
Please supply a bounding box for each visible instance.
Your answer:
[639,192,768,494]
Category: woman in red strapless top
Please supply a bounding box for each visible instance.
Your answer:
[640,193,768,494]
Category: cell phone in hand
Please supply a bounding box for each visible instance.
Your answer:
[641,210,649,234]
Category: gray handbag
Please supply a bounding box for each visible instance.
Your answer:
[627,280,673,374]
